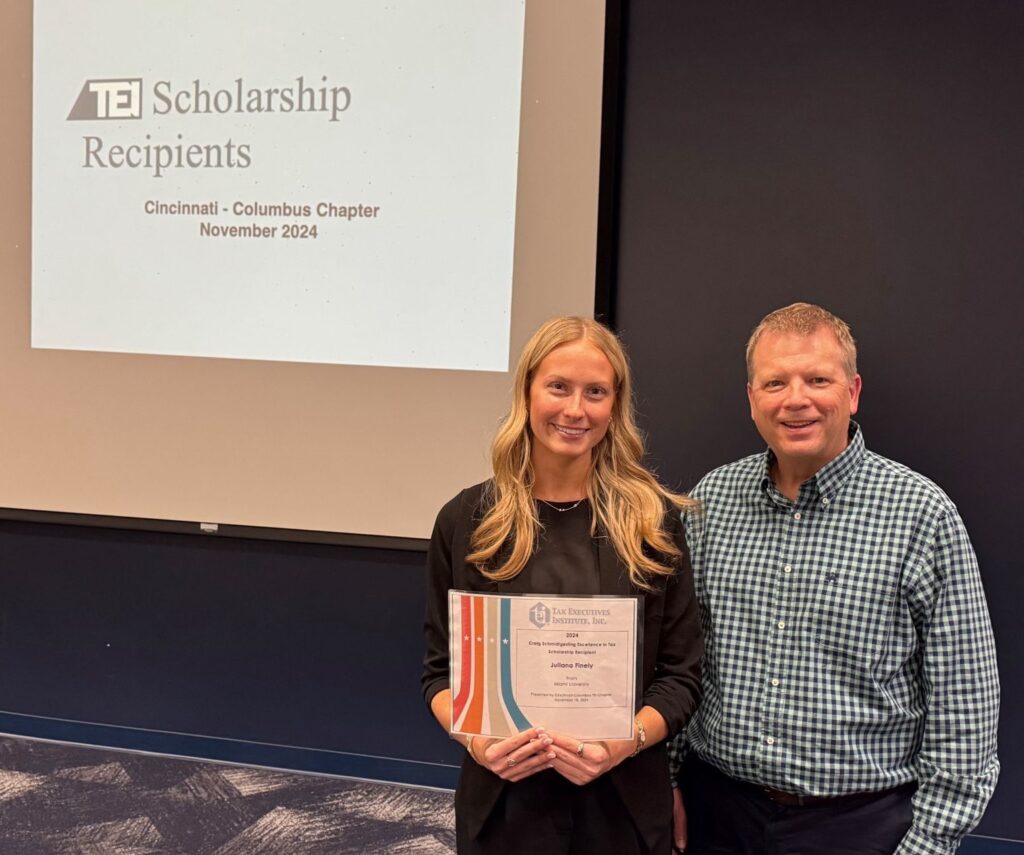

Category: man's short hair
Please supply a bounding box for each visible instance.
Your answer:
[745,302,858,381]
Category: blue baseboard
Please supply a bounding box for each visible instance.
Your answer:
[0,711,460,790]
[962,840,1024,854]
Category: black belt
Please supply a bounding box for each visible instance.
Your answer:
[757,781,916,808]
[759,786,853,807]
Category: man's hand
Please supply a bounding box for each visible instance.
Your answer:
[673,787,688,852]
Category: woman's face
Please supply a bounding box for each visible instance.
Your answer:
[528,340,616,473]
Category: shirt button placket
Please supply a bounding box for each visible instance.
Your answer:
[761,506,797,774]
[764,504,807,774]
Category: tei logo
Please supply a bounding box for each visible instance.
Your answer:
[67,78,143,120]
[528,602,551,629]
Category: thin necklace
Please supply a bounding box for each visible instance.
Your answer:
[537,498,586,513]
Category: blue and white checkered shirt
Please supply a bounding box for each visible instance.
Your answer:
[668,423,999,855]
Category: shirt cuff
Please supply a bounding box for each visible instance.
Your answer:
[894,826,959,855]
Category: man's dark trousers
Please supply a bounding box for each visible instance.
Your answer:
[679,755,915,855]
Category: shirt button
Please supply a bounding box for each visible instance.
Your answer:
[793,512,802,520]
[771,678,780,687]
[783,564,792,573]
[766,736,775,745]
[822,497,830,506]
[777,621,785,630]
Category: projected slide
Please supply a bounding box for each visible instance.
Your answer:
[32,1,525,371]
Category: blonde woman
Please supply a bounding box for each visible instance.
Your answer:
[422,317,702,855]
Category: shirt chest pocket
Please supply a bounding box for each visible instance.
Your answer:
[810,562,901,664]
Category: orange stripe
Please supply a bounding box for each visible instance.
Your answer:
[461,596,486,733]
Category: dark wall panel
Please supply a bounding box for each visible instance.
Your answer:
[0,521,459,771]
[615,0,1023,840]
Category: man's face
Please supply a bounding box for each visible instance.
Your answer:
[746,326,862,478]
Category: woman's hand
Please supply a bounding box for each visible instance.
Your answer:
[469,727,556,782]
[545,732,635,785]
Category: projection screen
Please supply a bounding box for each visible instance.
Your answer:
[1,1,613,543]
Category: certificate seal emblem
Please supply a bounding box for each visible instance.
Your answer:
[528,602,551,628]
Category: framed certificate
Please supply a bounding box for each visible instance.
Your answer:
[448,591,640,740]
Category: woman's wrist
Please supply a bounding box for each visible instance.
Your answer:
[601,738,636,770]
[631,716,647,757]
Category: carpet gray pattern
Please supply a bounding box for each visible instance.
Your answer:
[0,735,456,854]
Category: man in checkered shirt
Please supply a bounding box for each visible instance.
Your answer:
[668,303,999,854]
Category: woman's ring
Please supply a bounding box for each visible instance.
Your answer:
[507,756,517,768]
[575,742,585,757]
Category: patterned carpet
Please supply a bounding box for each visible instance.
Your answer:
[0,734,456,854]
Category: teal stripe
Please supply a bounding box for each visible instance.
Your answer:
[499,598,531,731]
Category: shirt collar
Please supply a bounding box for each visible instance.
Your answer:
[758,421,865,504]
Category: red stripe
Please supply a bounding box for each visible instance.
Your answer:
[451,595,473,723]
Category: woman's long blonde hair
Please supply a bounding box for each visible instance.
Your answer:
[467,316,695,589]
